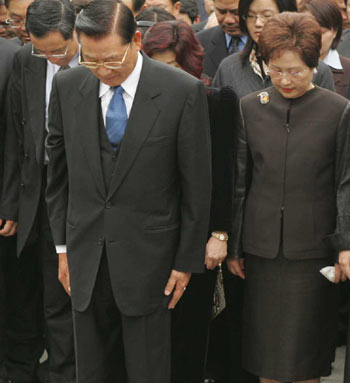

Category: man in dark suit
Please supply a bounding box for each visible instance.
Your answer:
[0,1,78,382]
[5,0,33,45]
[196,0,245,79]
[0,37,19,383]
[45,0,211,382]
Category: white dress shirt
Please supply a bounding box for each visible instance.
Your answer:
[45,51,79,163]
[323,49,343,70]
[56,52,143,254]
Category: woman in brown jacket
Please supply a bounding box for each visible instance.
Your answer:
[229,12,350,383]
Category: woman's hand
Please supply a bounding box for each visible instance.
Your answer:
[227,258,245,279]
[338,250,350,281]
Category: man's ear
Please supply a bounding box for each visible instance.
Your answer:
[194,15,201,24]
[133,30,142,50]
[173,1,181,15]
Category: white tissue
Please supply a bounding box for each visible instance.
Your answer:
[320,266,335,283]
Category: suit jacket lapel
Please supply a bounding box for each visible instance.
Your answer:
[208,27,228,71]
[75,70,106,198]
[24,55,46,164]
[107,55,161,200]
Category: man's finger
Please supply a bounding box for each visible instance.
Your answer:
[164,276,176,296]
[205,256,214,270]
[234,262,245,280]
[334,264,341,284]
[168,283,186,309]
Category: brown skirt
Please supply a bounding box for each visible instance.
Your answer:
[242,252,338,382]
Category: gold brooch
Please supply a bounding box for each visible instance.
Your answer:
[258,91,269,104]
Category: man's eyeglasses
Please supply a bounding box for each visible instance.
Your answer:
[79,43,130,70]
[243,13,275,22]
[5,17,25,29]
[31,42,70,59]
[266,67,309,79]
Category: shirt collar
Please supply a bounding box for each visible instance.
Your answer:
[323,49,343,70]
[99,51,143,98]
[68,47,79,68]
[224,33,247,48]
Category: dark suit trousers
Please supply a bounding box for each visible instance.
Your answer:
[73,251,171,383]
[38,173,76,383]
[171,269,217,383]
[1,237,45,383]
[206,263,258,383]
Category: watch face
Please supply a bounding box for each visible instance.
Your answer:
[219,235,224,240]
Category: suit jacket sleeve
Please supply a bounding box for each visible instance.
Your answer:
[228,101,252,259]
[314,60,335,91]
[173,81,212,273]
[326,103,350,252]
[45,75,68,246]
[0,52,22,221]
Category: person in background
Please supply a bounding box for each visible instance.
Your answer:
[192,0,218,31]
[231,11,350,383]
[4,0,33,45]
[178,0,200,25]
[143,19,237,383]
[123,0,147,16]
[145,0,180,17]
[136,6,175,37]
[0,1,9,38]
[214,0,335,99]
[196,0,246,80]
[301,1,350,97]
[337,0,350,57]
[71,0,91,13]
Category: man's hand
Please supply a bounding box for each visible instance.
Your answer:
[0,219,18,237]
[164,269,191,309]
[205,235,227,270]
[338,250,350,280]
[227,258,245,279]
[58,253,71,296]
[334,262,347,283]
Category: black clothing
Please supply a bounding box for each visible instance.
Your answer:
[197,26,241,79]
[171,86,237,383]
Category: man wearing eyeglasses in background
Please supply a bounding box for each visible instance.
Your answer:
[196,0,245,79]
[0,0,77,382]
[4,0,32,45]
[45,0,211,381]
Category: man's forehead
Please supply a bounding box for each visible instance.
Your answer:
[214,0,239,10]
[9,0,33,14]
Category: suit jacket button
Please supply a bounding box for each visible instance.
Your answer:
[97,238,104,246]
[112,155,117,162]
[20,183,25,188]
[21,119,26,126]
[105,201,111,209]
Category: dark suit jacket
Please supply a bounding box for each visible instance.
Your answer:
[0,38,20,210]
[45,54,212,316]
[231,86,350,260]
[330,55,350,98]
[1,42,47,255]
[197,26,231,79]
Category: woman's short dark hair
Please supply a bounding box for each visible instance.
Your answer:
[300,0,343,49]
[75,0,136,43]
[239,0,298,62]
[136,6,175,36]
[142,20,204,78]
[259,12,321,68]
[25,0,76,40]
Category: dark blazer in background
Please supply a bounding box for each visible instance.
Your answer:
[330,55,350,98]
[197,26,239,79]
[46,55,212,316]
[1,43,47,255]
[337,29,350,59]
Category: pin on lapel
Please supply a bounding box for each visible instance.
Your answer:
[258,91,269,104]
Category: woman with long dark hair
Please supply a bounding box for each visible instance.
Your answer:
[213,0,335,98]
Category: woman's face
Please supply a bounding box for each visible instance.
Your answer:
[320,27,337,59]
[151,49,182,69]
[268,50,314,99]
[246,0,279,43]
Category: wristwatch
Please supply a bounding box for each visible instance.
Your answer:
[211,231,228,241]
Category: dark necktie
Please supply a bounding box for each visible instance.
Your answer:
[228,37,240,54]
[106,86,128,150]
[58,64,70,72]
